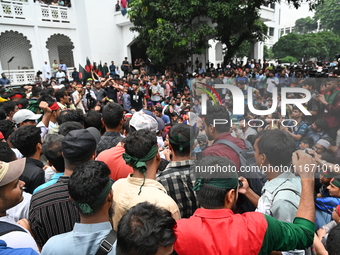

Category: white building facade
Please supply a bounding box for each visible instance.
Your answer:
[1,0,280,85]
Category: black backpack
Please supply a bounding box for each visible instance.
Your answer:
[215,139,267,212]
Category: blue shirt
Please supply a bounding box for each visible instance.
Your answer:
[161,114,170,124]
[33,173,64,194]
[0,78,10,86]
[41,222,116,255]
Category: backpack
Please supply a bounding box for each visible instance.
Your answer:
[215,139,267,212]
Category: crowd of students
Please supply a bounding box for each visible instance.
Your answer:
[0,59,339,254]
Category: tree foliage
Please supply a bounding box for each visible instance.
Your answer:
[129,0,321,65]
[294,16,318,34]
[314,0,340,35]
[272,31,340,61]
[280,56,297,63]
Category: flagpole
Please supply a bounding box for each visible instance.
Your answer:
[7,56,14,89]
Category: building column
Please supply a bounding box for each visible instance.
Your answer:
[253,42,264,63]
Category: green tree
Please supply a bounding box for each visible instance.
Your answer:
[272,33,302,59]
[280,56,297,63]
[295,16,318,34]
[129,0,321,65]
[314,0,340,35]
[264,45,274,60]
[272,31,340,61]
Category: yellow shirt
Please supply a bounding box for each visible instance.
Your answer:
[112,174,181,230]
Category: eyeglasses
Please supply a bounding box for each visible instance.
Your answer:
[333,207,339,215]
[313,145,324,151]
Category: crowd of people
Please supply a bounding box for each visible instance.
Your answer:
[0,57,340,254]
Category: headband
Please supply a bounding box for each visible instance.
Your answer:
[331,178,340,189]
[10,94,23,99]
[169,135,195,152]
[193,177,239,191]
[123,145,159,195]
[72,179,112,214]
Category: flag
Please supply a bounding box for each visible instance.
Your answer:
[85,57,93,73]
[97,63,103,77]
[79,64,89,85]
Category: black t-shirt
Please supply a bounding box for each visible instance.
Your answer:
[106,86,118,102]
[122,60,129,71]
[128,89,144,111]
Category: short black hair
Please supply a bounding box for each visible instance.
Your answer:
[68,160,111,216]
[10,125,41,157]
[124,129,157,160]
[314,119,328,131]
[1,101,16,116]
[326,224,340,255]
[195,155,237,209]
[0,142,16,162]
[42,134,65,172]
[256,129,295,167]
[116,202,176,255]
[37,94,56,107]
[169,124,195,157]
[58,121,83,136]
[55,88,67,102]
[102,103,123,129]
[204,105,230,133]
[31,86,42,98]
[0,120,15,140]
[300,137,314,148]
[84,110,102,131]
[57,109,85,125]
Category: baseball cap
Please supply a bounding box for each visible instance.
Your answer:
[130,110,158,132]
[62,127,101,163]
[13,109,42,124]
[0,158,26,187]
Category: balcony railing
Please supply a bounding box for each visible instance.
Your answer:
[40,4,70,23]
[3,67,74,85]
[0,0,72,23]
[0,0,28,20]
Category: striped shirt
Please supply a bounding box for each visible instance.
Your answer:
[29,176,80,247]
[156,160,198,218]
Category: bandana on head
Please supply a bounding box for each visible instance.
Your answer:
[193,176,239,191]
[72,179,112,214]
[123,145,159,195]
[331,178,340,189]
[169,135,195,152]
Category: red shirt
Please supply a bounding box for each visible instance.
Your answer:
[203,133,246,170]
[174,208,267,255]
[96,144,133,181]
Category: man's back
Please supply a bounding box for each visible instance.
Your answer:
[29,176,80,247]
[20,158,45,194]
[175,209,267,254]
[256,172,301,223]
[41,222,115,255]
[203,133,246,170]
[112,175,181,230]
[156,160,198,218]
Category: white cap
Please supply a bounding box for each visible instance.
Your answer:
[13,109,42,124]
[130,110,158,132]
